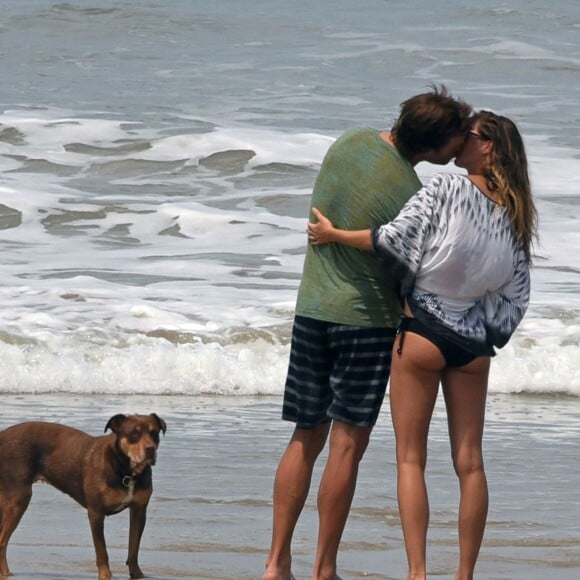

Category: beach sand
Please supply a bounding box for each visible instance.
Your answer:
[1,393,579,579]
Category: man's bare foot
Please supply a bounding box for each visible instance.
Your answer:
[263,566,294,580]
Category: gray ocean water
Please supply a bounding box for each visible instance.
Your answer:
[1,3,580,578]
[0,0,580,396]
[0,0,578,396]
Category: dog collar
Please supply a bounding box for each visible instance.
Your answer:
[121,475,135,488]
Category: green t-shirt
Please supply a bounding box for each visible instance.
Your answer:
[296,127,421,327]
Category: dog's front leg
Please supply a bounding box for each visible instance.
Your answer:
[126,503,147,579]
[88,509,112,580]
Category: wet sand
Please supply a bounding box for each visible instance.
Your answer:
[1,393,580,579]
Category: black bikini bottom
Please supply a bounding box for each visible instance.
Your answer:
[396,315,478,368]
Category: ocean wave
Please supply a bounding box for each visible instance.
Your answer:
[0,327,578,397]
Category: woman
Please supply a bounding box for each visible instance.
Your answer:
[307,110,538,580]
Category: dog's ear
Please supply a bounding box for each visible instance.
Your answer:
[150,413,167,435]
[104,414,127,434]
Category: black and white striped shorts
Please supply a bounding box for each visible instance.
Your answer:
[282,315,396,428]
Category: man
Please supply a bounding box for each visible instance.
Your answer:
[263,86,472,580]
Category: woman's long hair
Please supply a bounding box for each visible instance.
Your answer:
[475,110,538,263]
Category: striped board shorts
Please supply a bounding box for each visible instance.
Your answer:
[282,315,396,428]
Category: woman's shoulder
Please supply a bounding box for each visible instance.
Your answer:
[427,172,469,187]
[419,172,469,202]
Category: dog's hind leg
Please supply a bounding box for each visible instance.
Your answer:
[0,488,33,576]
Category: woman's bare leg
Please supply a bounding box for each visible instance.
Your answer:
[390,332,445,580]
[442,357,490,580]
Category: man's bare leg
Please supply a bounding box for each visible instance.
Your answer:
[264,423,330,580]
[311,420,371,580]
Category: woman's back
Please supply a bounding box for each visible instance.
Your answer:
[372,172,530,351]
[416,174,516,303]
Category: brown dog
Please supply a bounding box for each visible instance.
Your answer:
[0,413,166,580]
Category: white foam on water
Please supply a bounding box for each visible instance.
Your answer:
[0,64,578,399]
[0,321,579,396]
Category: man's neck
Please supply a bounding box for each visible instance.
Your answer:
[380,131,417,166]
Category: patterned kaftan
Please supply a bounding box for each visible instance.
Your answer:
[372,173,530,355]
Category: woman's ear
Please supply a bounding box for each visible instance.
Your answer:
[482,139,494,156]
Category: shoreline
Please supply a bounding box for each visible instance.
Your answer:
[1,393,579,579]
